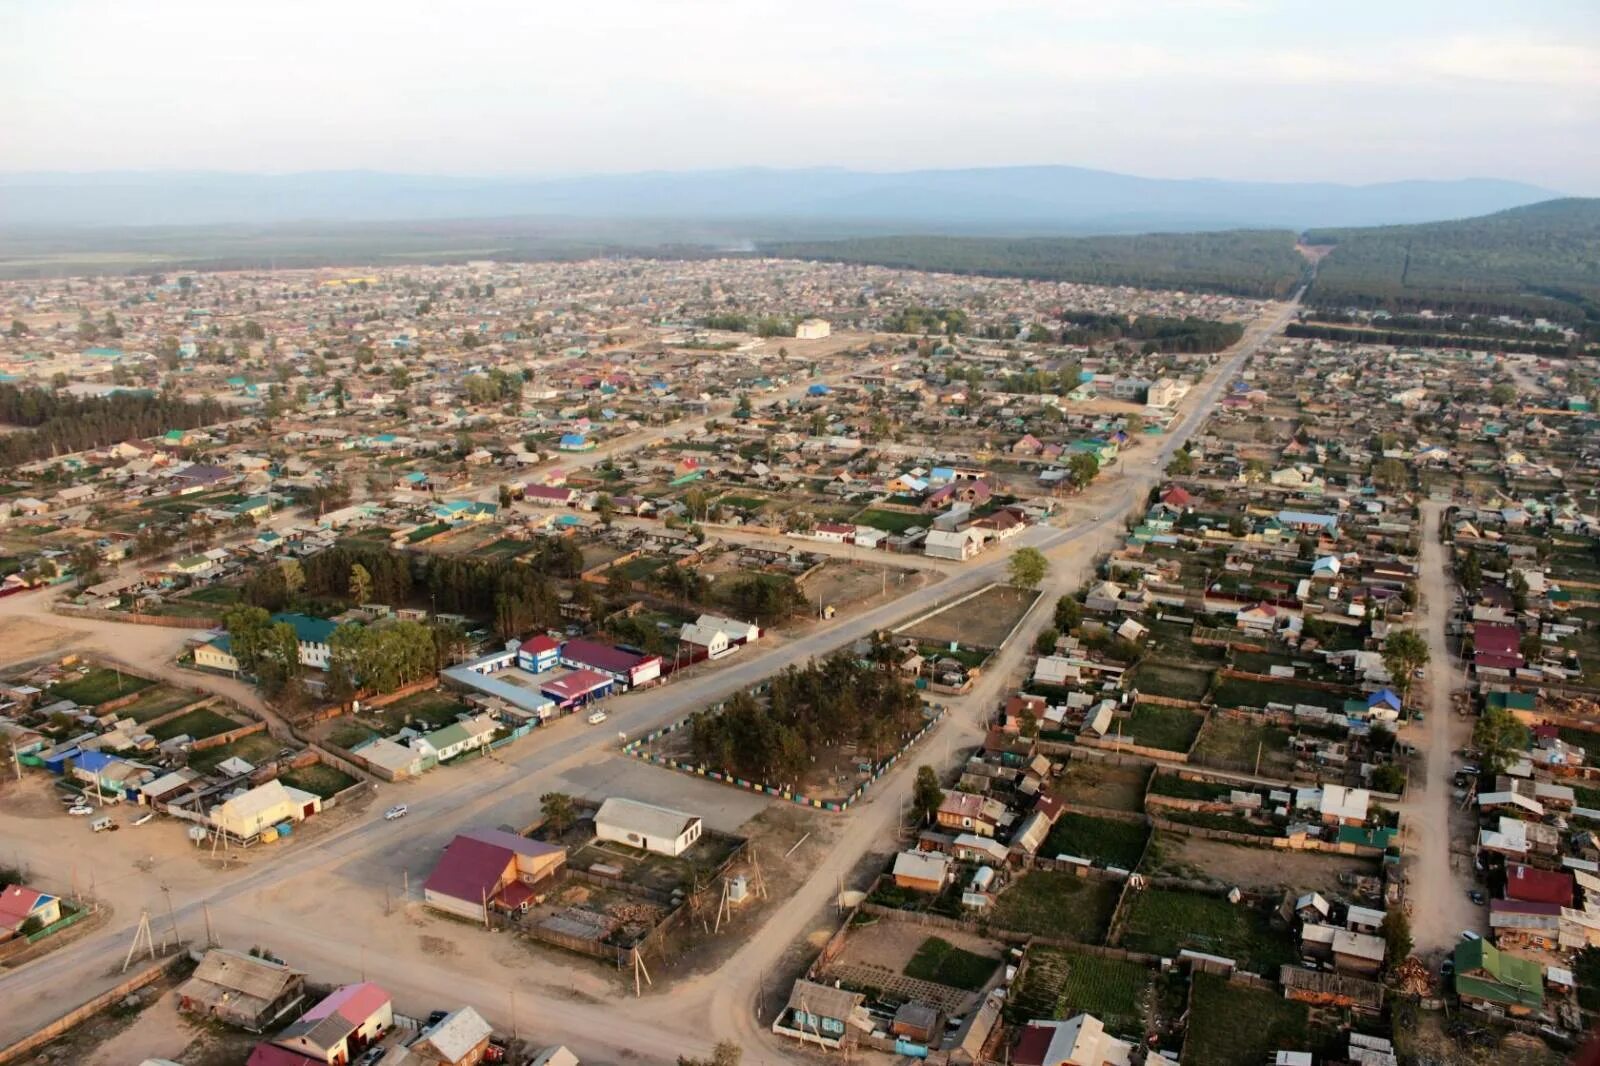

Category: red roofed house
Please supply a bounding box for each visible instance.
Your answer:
[811,522,855,544]
[539,667,615,708]
[261,982,393,1066]
[1158,485,1191,511]
[423,828,566,923]
[516,634,560,673]
[0,885,60,940]
[246,1047,322,1066]
[523,485,577,507]
[1474,623,1524,676]
[1504,863,1574,907]
[557,638,661,689]
[1013,1014,1133,1066]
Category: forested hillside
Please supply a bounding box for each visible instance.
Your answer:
[1305,198,1600,325]
[761,231,1307,299]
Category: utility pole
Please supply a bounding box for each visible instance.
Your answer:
[161,884,180,947]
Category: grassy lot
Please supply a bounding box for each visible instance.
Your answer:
[1120,889,1293,972]
[472,538,532,562]
[187,732,283,774]
[379,689,469,733]
[1008,945,1150,1035]
[903,936,1000,991]
[1043,813,1150,869]
[117,685,199,724]
[52,668,154,706]
[279,763,358,798]
[148,708,238,743]
[853,508,925,534]
[185,585,243,605]
[1123,705,1204,752]
[1213,677,1348,713]
[1191,716,1294,776]
[717,494,768,512]
[613,555,670,581]
[328,722,379,751]
[1052,762,1150,813]
[991,872,1118,943]
[1184,973,1309,1065]
[1129,662,1213,702]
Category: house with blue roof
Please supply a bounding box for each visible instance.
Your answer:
[432,500,498,525]
[558,433,595,452]
[1277,511,1340,535]
[1367,689,1403,713]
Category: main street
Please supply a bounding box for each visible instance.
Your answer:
[0,296,1299,1061]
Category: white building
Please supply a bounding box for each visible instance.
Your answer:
[924,528,983,561]
[594,797,703,857]
[795,318,831,340]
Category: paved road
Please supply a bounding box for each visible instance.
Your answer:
[0,298,1299,1060]
[1405,500,1483,954]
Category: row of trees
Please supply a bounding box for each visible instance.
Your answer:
[688,650,923,785]
[326,620,439,701]
[0,384,228,468]
[1055,312,1245,354]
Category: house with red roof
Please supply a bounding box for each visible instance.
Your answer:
[539,668,615,708]
[1474,623,1524,677]
[557,638,661,689]
[0,885,60,940]
[262,982,393,1065]
[516,634,560,674]
[1504,863,1574,907]
[523,485,576,507]
[423,828,566,923]
[1158,485,1191,511]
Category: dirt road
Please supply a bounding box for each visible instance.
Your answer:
[1405,500,1484,955]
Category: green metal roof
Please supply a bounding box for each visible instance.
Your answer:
[1454,939,1542,1009]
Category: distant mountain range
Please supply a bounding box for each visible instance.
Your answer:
[0,166,1560,233]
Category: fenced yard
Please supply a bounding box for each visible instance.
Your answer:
[900,585,1039,650]
[187,733,283,774]
[1129,662,1212,702]
[1042,813,1149,869]
[990,872,1118,943]
[1190,716,1295,776]
[1122,705,1204,752]
[1052,762,1150,813]
[118,685,201,723]
[1118,888,1292,972]
[149,707,238,743]
[1008,945,1151,1036]
[278,763,359,798]
[51,667,153,706]
[1184,973,1309,1066]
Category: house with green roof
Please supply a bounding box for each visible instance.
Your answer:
[271,612,338,671]
[1486,691,1537,715]
[1453,938,1543,1014]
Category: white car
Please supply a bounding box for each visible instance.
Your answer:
[384,805,408,821]
[67,804,94,816]
[1460,930,1481,942]
[587,710,609,725]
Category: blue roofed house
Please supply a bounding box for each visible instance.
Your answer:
[1367,689,1404,714]
[1277,510,1340,536]
[558,433,595,452]
[432,500,498,525]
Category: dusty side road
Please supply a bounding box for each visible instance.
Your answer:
[1404,500,1483,955]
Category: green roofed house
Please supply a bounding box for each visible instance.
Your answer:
[271,613,338,671]
[1454,938,1543,1015]
[1486,691,1537,715]
[1336,825,1398,850]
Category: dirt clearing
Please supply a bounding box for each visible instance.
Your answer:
[1149,832,1378,896]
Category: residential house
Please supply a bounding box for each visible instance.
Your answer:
[411,715,498,764]
[211,779,323,841]
[422,828,566,922]
[1453,938,1543,1015]
[268,982,393,1066]
[178,948,306,1031]
[936,792,1007,837]
[594,797,703,857]
[772,980,872,1048]
[1012,1014,1134,1066]
[891,849,952,893]
[0,885,60,940]
[407,1006,493,1066]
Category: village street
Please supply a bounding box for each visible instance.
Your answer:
[1403,500,1484,955]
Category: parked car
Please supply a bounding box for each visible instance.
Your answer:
[90,816,117,833]
[1469,890,1486,905]
[1460,930,1481,942]
[586,710,609,725]
[384,805,408,821]
[1441,957,1455,978]
[67,804,94,816]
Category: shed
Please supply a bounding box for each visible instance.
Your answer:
[594,797,702,857]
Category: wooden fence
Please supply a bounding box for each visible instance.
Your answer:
[55,603,221,628]
[189,719,267,753]
[0,951,188,1065]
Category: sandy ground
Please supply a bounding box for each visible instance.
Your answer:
[1403,501,1486,955]
[1151,833,1378,896]
[83,988,192,1066]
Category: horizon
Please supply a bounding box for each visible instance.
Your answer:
[3,1,1596,194]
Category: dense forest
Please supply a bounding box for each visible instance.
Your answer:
[1305,198,1600,333]
[762,230,1308,299]
[1054,311,1244,353]
[688,650,924,786]
[1286,322,1584,356]
[0,385,228,468]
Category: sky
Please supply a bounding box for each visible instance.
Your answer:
[2,0,1597,192]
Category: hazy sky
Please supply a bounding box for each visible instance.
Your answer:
[3,0,1597,191]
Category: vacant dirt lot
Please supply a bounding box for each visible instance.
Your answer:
[899,584,1038,650]
[0,615,81,661]
[800,559,933,618]
[1053,761,1150,813]
[1149,832,1378,895]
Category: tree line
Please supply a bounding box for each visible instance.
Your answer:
[688,648,923,786]
[762,231,1308,299]
[1054,311,1244,353]
[0,384,228,468]
[1285,321,1585,357]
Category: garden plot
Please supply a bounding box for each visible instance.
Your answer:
[186,732,284,774]
[1008,945,1151,1037]
[1129,661,1213,702]
[278,763,358,798]
[566,830,744,897]
[50,666,153,706]
[148,707,240,743]
[826,920,1002,1012]
[990,871,1119,943]
[1212,676,1350,713]
[1051,762,1151,813]
[1184,973,1310,1066]
[1042,813,1149,869]
[1189,716,1295,776]
[1118,887,1293,972]
[1120,705,1204,752]
[117,684,201,723]
[898,584,1038,651]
